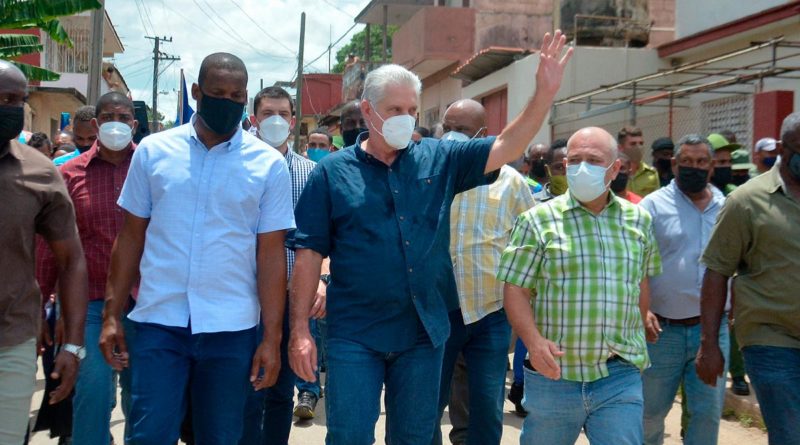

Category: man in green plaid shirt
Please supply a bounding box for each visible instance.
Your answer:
[498,127,662,445]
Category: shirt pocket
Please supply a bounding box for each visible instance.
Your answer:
[617,227,646,281]
[542,239,572,279]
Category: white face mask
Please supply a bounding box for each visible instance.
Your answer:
[371,105,415,150]
[98,121,133,151]
[566,161,613,203]
[441,131,470,143]
[259,115,291,147]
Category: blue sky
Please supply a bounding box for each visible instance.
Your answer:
[105,0,368,122]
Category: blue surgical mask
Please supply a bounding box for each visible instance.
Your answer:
[307,148,329,162]
[566,161,613,203]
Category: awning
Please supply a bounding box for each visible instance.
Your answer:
[451,47,532,83]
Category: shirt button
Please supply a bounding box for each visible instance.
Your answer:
[405,241,410,246]
[399,216,405,221]
[412,295,417,300]
[408,268,413,273]
[426,179,432,184]
[394,189,399,194]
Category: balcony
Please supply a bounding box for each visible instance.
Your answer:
[392,6,476,79]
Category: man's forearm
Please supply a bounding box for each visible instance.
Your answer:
[700,269,729,346]
[503,283,543,348]
[290,249,323,334]
[103,216,147,320]
[55,238,88,345]
[257,231,288,341]
[487,90,553,173]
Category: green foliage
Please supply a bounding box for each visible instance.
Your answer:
[0,0,101,81]
[332,25,398,73]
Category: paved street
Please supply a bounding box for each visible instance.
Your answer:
[28,357,767,445]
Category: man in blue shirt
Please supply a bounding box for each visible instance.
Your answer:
[288,31,572,444]
[639,134,730,445]
[100,53,295,444]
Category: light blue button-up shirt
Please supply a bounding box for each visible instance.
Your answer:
[118,116,295,333]
[640,180,729,319]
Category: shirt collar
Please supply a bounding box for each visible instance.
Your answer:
[187,114,243,152]
[766,161,787,194]
[564,190,620,213]
[353,132,406,167]
[85,141,137,166]
[668,179,724,208]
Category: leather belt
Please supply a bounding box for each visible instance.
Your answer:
[656,314,701,326]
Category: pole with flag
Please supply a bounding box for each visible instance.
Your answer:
[175,69,194,126]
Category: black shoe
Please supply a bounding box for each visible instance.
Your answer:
[732,377,750,396]
[508,382,527,417]
[294,391,319,420]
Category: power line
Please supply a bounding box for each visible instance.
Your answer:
[320,0,354,18]
[227,0,297,56]
[304,22,360,70]
[132,0,153,36]
[137,0,157,35]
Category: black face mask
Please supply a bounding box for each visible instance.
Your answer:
[197,92,245,135]
[655,158,672,173]
[610,172,629,194]
[530,159,548,178]
[342,128,368,147]
[731,173,750,186]
[711,166,732,189]
[0,105,25,143]
[678,166,710,194]
[76,143,93,153]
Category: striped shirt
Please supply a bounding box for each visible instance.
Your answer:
[498,192,662,382]
[284,150,316,280]
[450,165,535,323]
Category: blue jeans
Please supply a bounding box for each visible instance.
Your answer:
[743,345,800,445]
[513,338,527,386]
[72,300,137,445]
[432,309,511,445]
[126,321,257,445]
[325,334,444,445]
[521,358,644,445]
[642,317,730,445]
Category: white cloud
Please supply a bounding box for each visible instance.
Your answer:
[106,0,368,123]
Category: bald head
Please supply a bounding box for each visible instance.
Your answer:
[0,60,28,97]
[442,99,486,139]
[567,127,618,164]
[198,52,248,88]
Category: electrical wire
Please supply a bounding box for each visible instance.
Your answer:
[304,22,360,70]
[227,0,297,56]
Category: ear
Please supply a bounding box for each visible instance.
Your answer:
[131,120,139,134]
[91,118,100,133]
[250,115,258,126]
[290,116,296,131]
[191,83,200,101]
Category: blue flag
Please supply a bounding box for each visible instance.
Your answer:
[175,69,194,126]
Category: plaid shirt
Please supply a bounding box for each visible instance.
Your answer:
[37,142,135,300]
[450,166,535,323]
[284,150,316,279]
[498,192,662,382]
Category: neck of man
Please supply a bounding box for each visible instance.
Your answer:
[581,191,611,215]
[97,144,131,166]
[780,161,800,199]
[194,119,236,150]
[684,186,712,211]
[630,160,642,175]
[363,136,400,166]
[276,141,289,155]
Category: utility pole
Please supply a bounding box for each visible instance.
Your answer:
[294,12,306,151]
[86,0,105,105]
[145,36,180,133]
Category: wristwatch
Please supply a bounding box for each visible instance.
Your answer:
[62,343,86,361]
[320,274,331,286]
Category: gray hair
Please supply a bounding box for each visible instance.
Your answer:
[566,127,618,162]
[780,111,800,143]
[675,134,713,159]
[361,64,421,105]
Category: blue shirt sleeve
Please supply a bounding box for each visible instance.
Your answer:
[117,145,152,218]
[291,164,332,257]
[444,136,499,194]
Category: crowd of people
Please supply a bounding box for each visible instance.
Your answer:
[1,28,798,445]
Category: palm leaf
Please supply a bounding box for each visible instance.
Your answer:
[0,0,102,28]
[0,43,44,59]
[0,34,40,47]
[11,61,61,81]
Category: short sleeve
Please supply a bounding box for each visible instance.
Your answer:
[446,136,499,194]
[642,214,662,277]
[497,212,544,289]
[510,170,536,218]
[291,165,332,257]
[257,157,295,234]
[702,194,750,277]
[118,145,152,218]
[35,167,77,242]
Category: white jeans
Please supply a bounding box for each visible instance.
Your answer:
[0,338,36,445]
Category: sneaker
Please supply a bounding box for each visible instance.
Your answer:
[507,382,527,417]
[294,391,319,420]
[731,377,750,396]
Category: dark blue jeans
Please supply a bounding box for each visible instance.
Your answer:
[126,322,257,445]
[743,345,800,445]
[325,334,444,445]
[432,309,511,445]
